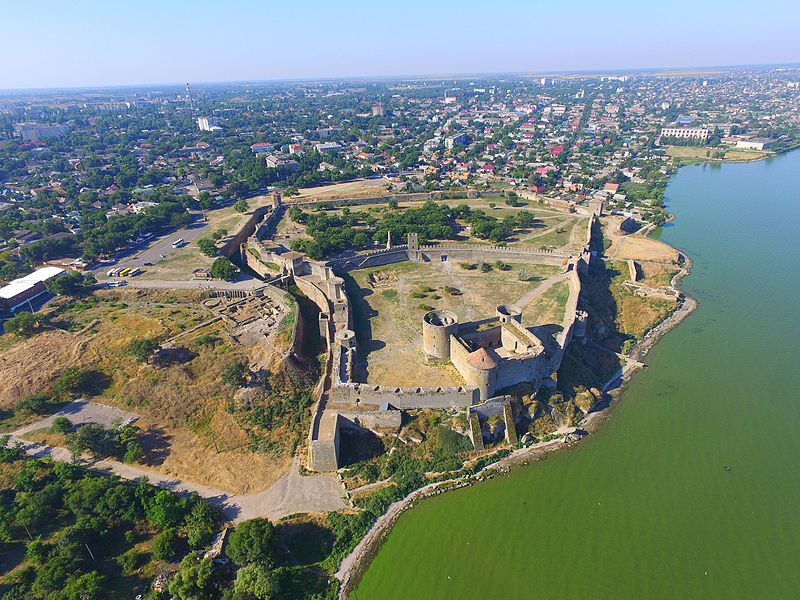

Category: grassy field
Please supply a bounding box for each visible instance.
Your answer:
[522,279,571,327]
[666,145,773,163]
[346,260,563,386]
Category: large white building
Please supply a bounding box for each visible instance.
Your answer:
[660,126,709,141]
[197,117,221,132]
[0,266,65,314]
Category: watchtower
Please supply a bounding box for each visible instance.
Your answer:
[408,233,420,261]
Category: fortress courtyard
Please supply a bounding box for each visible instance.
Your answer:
[345,259,569,388]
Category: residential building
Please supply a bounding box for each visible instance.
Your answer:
[660,126,709,141]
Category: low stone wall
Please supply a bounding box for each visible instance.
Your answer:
[329,382,478,409]
[417,245,569,266]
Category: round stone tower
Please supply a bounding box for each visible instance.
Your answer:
[496,304,522,324]
[422,310,459,359]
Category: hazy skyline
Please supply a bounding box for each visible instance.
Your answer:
[2,0,799,89]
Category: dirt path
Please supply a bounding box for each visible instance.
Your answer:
[7,401,347,523]
[510,271,570,311]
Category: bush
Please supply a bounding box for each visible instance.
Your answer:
[3,312,41,337]
[151,528,178,562]
[128,338,158,362]
[51,416,72,434]
[210,228,228,241]
[221,359,248,388]
[15,394,49,415]
[194,333,219,347]
[479,262,492,273]
[116,549,142,576]
[52,367,91,399]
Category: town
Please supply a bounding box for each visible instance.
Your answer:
[1,65,800,599]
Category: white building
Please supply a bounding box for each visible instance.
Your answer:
[197,117,221,132]
[0,266,65,314]
[660,126,709,141]
[736,138,774,151]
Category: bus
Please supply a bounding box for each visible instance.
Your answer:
[172,238,186,248]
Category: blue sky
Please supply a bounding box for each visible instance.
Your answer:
[1,0,798,89]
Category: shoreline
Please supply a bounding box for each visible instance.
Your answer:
[335,220,698,598]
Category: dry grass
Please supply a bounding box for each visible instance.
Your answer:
[0,289,294,494]
[638,261,679,288]
[608,261,677,340]
[347,260,562,386]
[609,233,680,263]
[0,329,82,407]
[287,178,390,202]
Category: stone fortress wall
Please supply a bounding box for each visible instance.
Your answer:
[238,193,601,471]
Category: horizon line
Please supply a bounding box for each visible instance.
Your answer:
[1,60,799,95]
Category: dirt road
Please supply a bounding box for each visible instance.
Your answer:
[7,400,347,523]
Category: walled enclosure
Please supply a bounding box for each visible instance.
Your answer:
[239,195,600,471]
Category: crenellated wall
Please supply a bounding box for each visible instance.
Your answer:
[329,381,479,409]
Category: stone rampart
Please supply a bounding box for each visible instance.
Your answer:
[337,410,403,432]
[216,205,272,258]
[329,382,478,409]
[416,245,569,266]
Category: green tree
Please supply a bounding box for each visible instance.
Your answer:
[65,424,116,459]
[52,367,91,398]
[168,555,218,599]
[14,394,49,415]
[234,199,250,213]
[233,564,278,600]
[146,490,185,529]
[197,237,217,257]
[184,501,217,550]
[51,416,72,434]
[226,518,276,567]
[211,257,238,281]
[151,528,179,562]
[3,311,41,337]
[63,571,103,600]
[45,271,96,297]
[128,338,158,362]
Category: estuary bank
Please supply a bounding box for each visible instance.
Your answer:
[353,151,800,598]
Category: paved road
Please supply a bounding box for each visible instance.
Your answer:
[91,212,211,275]
[7,401,347,523]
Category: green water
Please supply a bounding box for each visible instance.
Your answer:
[355,152,800,599]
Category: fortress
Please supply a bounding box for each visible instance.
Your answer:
[239,194,599,472]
